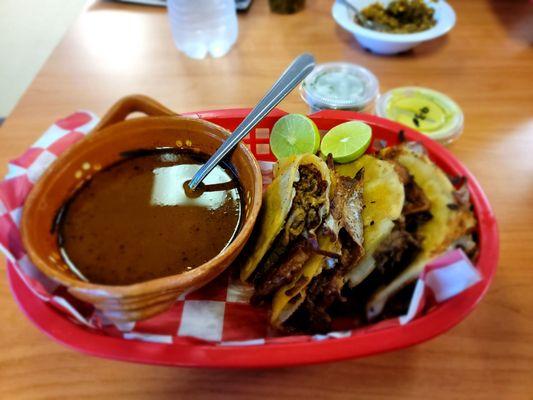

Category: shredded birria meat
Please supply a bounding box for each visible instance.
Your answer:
[285,170,365,333]
[251,164,328,304]
[282,165,329,244]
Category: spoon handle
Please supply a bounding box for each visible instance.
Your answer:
[188,53,316,190]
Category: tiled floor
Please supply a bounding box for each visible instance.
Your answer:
[0,0,88,119]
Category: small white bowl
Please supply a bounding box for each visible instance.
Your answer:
[332,0,456,55]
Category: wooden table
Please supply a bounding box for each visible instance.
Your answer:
[1,0,532,398]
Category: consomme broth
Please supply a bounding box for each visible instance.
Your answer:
[57,149,243,285]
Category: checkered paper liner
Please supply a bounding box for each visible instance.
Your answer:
[0,112,483,346]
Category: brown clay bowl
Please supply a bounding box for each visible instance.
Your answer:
[21,95,263,323]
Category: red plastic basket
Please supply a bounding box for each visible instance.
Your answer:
[6,109,498,368]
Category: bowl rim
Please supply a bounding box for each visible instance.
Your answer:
[332,0,456,43]
[20,114,263,296]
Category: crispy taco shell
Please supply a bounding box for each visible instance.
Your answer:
[241,154,331,282]
[337,155,405,287]
[367,143,476,318]
[271,169,365,329]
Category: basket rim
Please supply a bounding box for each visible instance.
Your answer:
[7,108,498,368]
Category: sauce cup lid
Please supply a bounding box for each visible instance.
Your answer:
[300,62,380,111]
[375,86,464,144]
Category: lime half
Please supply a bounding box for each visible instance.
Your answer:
[270,114,320,160]
[320,121,372,163]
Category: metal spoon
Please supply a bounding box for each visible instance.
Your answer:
[187,53,316,191]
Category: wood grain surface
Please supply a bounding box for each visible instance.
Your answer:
[0,0,532,399]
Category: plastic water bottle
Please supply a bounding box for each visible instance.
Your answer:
[167,0,239,59]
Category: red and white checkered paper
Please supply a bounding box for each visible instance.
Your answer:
[0,112,482,346]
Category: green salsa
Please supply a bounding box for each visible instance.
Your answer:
[356,0,436,33]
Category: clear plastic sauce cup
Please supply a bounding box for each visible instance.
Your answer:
[375,86,464,144]
[300,62,380,113]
